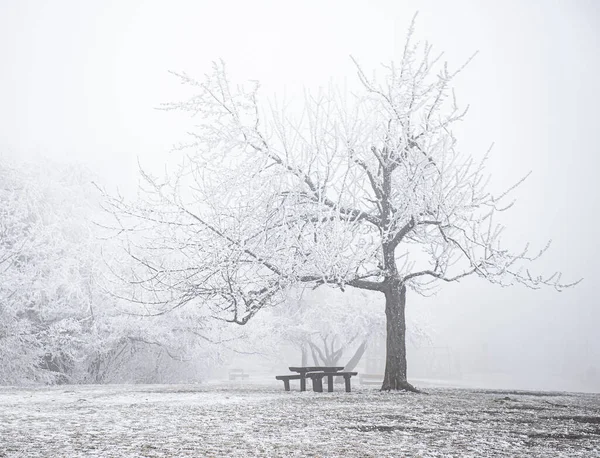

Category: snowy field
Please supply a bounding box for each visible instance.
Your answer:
[1,382,599,457]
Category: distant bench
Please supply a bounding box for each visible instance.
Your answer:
[229,369,249,381]
[359,373,383,386]
[275,366,358,392]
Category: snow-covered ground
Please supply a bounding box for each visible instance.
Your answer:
[0,381,598,457]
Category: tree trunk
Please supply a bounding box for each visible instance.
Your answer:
[381,281,419,392]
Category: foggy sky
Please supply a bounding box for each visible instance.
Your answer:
[1,0,598,391]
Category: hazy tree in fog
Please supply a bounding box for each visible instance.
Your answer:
[0,160,100,384]
[0,159,219,385]
[270,288,386,370]
[103,21,577,391]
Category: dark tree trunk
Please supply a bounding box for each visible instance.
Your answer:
[381,281,419,392]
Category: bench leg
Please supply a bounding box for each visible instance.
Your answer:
[327,375,334,392]
[344,375,352,393]
[300,376,306,392]
[283,379,290,391]
[312,376,323,393]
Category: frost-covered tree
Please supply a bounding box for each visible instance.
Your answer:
[0,158,221,385]
[82,308,221,384]
[0,159,100,384]
[103,22,578,391]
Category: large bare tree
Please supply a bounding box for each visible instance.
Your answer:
[103,24,578,391]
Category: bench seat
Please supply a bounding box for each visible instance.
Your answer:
[305,371,358,392]
[275,374,304,391]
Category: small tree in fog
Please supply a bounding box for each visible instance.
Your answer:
[104,22,577,391]
[272,288,386,370]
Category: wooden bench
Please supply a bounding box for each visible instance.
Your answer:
[275,374,304,391]
[305,371,358,393]
[359,373,383,386]
[229,369,249,381]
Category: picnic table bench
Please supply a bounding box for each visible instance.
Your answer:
[276,367,358,392]
[306,370,358,392]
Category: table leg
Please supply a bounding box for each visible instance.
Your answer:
[312,376,323,392]
[344,375,351,392]
[327,375,334,392]
[300,376,306,392]
[284,379,290,391]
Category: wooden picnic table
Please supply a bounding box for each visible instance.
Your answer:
[276,366,359,392]
[288,367,343,391]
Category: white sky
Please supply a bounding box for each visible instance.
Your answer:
[1,0,599,390]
